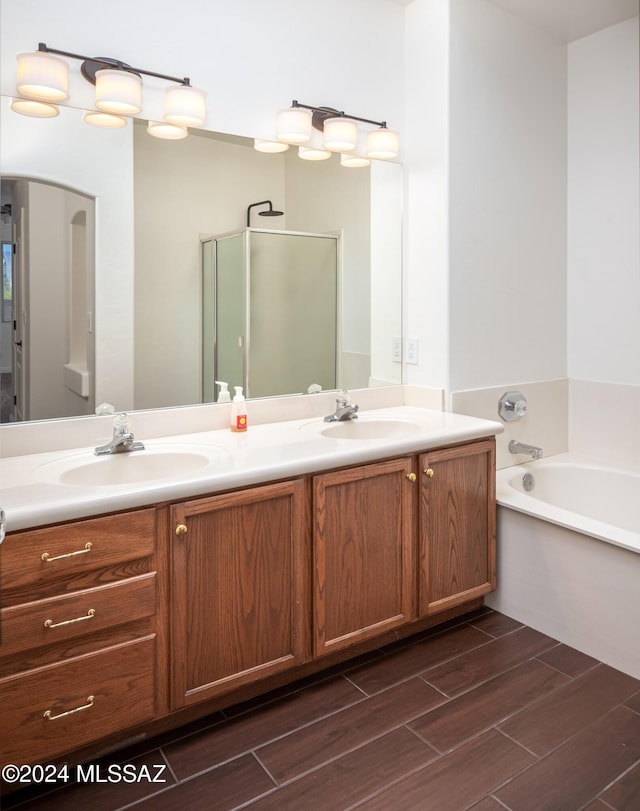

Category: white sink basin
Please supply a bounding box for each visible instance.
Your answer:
[320,418,422,440]
[37,444,229,487]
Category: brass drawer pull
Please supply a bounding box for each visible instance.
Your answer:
[41,542,93,562]
[424,468,434,478]
[43,695,94,721]
[406,472,417,482]
[44,608,96,629]
[175,524,188,536]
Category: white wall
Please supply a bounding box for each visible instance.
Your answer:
[403,0,568,396]
[0,0,404,146]
[403,0,451,391]
[448,0,567,392]
[567,17,640,385]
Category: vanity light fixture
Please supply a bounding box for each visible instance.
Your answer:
[322,116,358,153]
[275,105,313,144]
[269,100,399,164]
[16,49,69,101]
[366,126,400,160]
[11,43,206,138]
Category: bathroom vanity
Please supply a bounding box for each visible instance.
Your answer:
[0,403,500,772]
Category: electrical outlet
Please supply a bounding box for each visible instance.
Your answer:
[391,337,402,362]
[406,338,419,364]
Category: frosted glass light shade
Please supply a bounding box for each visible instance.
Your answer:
[147,120,188,140]
[164,85,206,127]
[299,145,331,161]
[366,127,399,160]
[276,106,312,144]
[323,117,358,152]
[298,129,331,160]
[11,97,59,117]
[95,69,142,114]
[16,51,69,101]
[340,152,370,168]
[254,138,289,153]
[83,110,128,128]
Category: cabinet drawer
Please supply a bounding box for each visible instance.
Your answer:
[0,574,156,657]
[1,509,156,595]
[0,637,156,766]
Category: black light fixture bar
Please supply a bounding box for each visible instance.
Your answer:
[291,100,388,129]
[37,42,191,86]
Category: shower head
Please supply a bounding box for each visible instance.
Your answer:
[246,200,284,226]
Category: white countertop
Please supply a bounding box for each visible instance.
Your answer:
[1,406,502,532]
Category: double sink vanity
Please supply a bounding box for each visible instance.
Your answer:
[0,390,502,773]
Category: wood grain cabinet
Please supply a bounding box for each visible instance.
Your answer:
[0,435,496,774]
[418,438,496,616]
[312,457,416,656]
[170,479,309,708]
[0,509,162,767]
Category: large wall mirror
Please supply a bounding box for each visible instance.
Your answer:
[0,97,403,424]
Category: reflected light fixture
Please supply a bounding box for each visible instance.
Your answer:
[11,43,206,138]
[340,138,371,168]
[83,110,127,128]
[147,121,188,140]
[254,138,289,153]
[10,97,60,117]
[298,129,331,161]
[268,101,399,164]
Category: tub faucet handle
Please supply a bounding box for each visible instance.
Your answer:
[499,391,527,422]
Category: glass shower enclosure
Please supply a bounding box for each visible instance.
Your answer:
[202,228,339,400]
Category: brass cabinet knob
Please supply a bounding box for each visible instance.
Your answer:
[175,524,188,536]
[406,472,417,482]
[424,468,434,478]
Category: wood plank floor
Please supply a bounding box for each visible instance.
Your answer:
[4,609,640,810]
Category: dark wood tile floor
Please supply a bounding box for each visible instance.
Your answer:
[4,609,640,811]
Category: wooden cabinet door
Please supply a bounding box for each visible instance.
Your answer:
[170,479,309,708]
[313,458,416,656]
[419,438,496,616]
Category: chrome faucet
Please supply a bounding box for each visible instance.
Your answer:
[324,392,359,423]
[509,440,543,460]
[95,413,145,456]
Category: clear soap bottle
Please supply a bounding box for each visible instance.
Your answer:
[216,381,231,403]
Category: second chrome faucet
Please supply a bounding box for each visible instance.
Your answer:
[324,392,359,423]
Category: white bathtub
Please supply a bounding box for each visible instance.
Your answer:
[489,453,640,679]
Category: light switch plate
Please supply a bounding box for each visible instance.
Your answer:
[406,338,419,364]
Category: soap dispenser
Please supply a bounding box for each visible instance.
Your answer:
[230,386,248,432]
[216,381,231,403]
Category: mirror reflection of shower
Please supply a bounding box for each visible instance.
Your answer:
[202,228,338,400]
[246,200,284,227]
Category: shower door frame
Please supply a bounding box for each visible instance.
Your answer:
[203,227,342,400]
